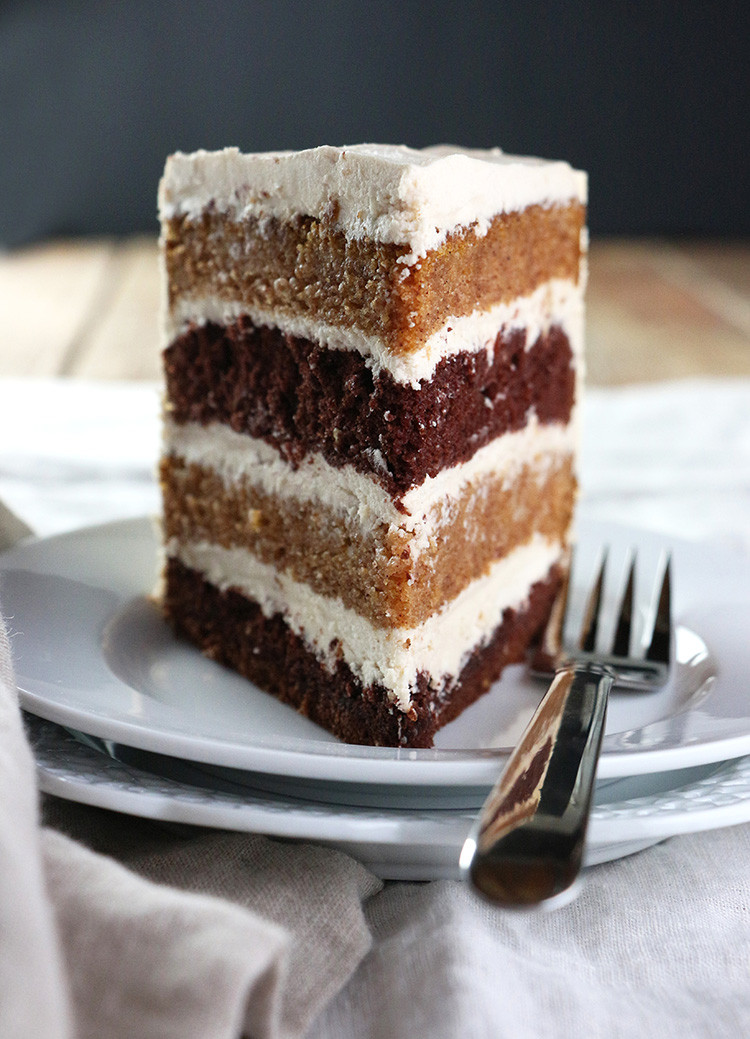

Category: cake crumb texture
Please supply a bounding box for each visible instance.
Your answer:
[163,201,585,355]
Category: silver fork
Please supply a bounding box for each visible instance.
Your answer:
[460,548,672,908]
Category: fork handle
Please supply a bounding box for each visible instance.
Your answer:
[462,663,615,907]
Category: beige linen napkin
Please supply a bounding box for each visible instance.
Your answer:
[41,800,381,1039]
[0,499,32,551]
[0,614,72,1038]
[311,828,750,1039]
[0,513,382,1039]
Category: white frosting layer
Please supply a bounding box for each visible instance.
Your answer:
[165,277,584,387]
[163,416,576,550]
[168,533,563,712]
[159,144,587,261]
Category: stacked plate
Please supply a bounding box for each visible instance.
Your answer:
[4,516,750,880]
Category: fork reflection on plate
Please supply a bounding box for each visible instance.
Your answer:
[460,549,672,908]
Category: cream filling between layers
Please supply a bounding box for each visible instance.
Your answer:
[162,415,577,552]
[167,533,563,713]
[163,277,584,387]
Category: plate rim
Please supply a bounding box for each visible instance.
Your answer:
[5,514,750,787]
[29,716,750,880]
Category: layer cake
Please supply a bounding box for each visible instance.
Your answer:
[157,143,587,747]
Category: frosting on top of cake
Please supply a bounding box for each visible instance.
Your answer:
[159,144,587,260]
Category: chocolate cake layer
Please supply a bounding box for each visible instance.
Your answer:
[161,454,576,629]
[164,319,575,496]
[163,556,562,748]
[163,201,585,355]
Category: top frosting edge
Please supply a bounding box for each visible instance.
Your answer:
[158,144,587,260]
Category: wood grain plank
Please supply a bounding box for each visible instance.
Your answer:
[673,241,750,301]
[0,239,116,376]
[586,239,750,385]
[72,236,161,380]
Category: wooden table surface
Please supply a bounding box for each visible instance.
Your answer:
[1,236,748,384]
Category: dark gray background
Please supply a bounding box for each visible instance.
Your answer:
[1,0,748,246]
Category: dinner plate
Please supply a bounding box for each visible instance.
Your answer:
[28,714,750,881]
[2,516,748,793]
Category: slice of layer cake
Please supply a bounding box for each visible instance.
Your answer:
[157,143,587,748]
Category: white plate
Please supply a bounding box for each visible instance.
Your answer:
[27,714,750,881]
[2,516,748,791]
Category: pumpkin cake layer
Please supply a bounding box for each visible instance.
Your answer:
[157,143,587,747]
[162,200,585,359]
[160,427,575,629]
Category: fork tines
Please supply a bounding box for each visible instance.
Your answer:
[572,547,672,689]
[531,546,673,690]
[646,555,672,665]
